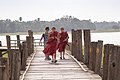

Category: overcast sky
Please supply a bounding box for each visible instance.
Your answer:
[0,0,120,22]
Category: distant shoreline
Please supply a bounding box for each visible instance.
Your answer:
[91,29,120,33]
[0,32,44,36]
[0,30,120,35]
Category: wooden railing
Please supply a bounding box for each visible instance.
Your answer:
[66,29,120,80]
[0,30,35,80]
[34,39,44,47]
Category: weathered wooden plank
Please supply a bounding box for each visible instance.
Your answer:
[20,46,101,80]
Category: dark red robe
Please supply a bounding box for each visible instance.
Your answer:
[58,32,68,52]
[43,31,58,55]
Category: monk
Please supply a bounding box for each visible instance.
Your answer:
[58,27,69,59]
[43,27,58,63]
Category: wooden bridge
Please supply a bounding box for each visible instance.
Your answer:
[20,46,101,80]
[0,30,120,80]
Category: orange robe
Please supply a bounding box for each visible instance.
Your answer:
[43,31,58,55]
[58,32,68,52]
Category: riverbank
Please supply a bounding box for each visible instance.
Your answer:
[0,32,44,36]
[91,29,120,33]
[0,29,120,35]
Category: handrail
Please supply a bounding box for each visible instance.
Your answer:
[0,65,5,68]
[2,51,8,56]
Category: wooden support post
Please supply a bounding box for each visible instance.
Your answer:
[89,42,97,71]
[74,30,78,58]
[71,29,75,56]
[0,41,2,57]
[6,35,12,79]
[0,58,3,80]
[95,40,103,75]
[0,41,2,46]
[23,41,28,60]
[108,46,117,80]
[84,30,91,65]
[32,37,34,53]
[11,50,21,80]
[6,35,11,50]
[103,44,114,80]
[28,30,34,53]
[26,36,32,56]
[28,30,33,37]
[115,47,120,80]
[77,30,83,61]
[0,58,9,80]
[16,35,20,47]
[21,41,27,70]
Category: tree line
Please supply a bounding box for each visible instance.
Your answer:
[0,16,119,33]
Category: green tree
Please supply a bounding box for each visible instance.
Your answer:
[19,17,22,22]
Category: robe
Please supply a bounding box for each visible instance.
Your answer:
[43,31,58,55]
[58,31,68,52]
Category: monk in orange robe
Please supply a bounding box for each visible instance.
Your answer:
[43,27,58,63]
[58,27,69,59]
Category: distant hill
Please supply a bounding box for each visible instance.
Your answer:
[0,16,120,33]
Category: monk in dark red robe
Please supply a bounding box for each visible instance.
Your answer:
[58,27,69,59]
[43,27,58,63]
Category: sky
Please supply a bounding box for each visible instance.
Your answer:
[0,0,120,22]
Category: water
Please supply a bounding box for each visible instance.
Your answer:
[91,32,120,45]
[0,32,120,46]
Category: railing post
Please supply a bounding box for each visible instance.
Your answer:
[0,58,3,80]
[103,44,114,80]
[6,35,11,50]
[74,30,78,58]
[11,50,21,80]
[0,41,2,57]
[76,30,83,61]
[115,47,120,80]
[21,41,27,70]
[95,40,103,75]
[108,46,117,80]
[0,58,9,80]
[84,29,91,65]
[6,35,12,79]
[16,35,20,47]
[1,58,9,80]
[26,36,32,56]
[89,42,97,71]
[28,30,34,53]
[71,29,75,56]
